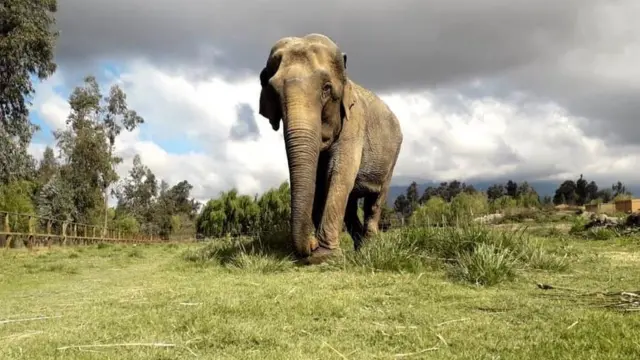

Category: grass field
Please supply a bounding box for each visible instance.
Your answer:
[1,223,639,359]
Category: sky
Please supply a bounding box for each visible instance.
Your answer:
[26,0,640,204]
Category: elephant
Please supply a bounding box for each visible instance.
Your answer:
[258,33,403,264]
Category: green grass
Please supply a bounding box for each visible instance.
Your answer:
[1,225,639,359]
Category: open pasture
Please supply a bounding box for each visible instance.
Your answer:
[1,219,639,359]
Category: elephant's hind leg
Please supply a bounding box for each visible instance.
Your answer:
[363,186,389,241]
[344,194,365,250]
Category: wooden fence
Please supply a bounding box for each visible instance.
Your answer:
[0,211,195,249]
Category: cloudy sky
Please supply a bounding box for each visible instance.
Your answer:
[27,0,640,203]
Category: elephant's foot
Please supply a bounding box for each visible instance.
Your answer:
[301,246,342,265]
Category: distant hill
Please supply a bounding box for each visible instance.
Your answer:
[386,180,640,206]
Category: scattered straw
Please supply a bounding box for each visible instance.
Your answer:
[536,283,640,312]
[436,318,470,327]
[0,315,62,325]
[393,347,439,357]
[57,342,176,351]
[322,341,349,359]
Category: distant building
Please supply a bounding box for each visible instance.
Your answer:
[585,202,616,214]
[614,199,640,214]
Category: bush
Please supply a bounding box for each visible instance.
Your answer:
[182,236,294,273]
[409,192,490,227]
[449,243,518,286]
[195,182,291,245]
[410,196,450,226]
[340,222,570,286]
[0,180,36,233]
[450,192,490,221]
[490,195,518,213]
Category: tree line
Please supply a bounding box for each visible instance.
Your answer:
[0,75,200,239]
[392,175,634,222]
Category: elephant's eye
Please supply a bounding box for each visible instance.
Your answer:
[322,83,332,97]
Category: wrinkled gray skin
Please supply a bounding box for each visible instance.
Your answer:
[258,33,403,264]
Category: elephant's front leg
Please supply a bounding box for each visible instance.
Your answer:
[307,147,362,263]
[312,152,330,233]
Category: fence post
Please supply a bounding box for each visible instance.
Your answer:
[46,220,52,248]
[62,222,67,245]
[3,213,11,248]
[27,215,34,250]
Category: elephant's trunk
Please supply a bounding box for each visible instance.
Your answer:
[282,82,321,258]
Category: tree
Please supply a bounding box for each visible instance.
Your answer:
[33,146,74,223]
[553,180,577,205]
[485,183,503,201]
[612,181,632,200]
[505,180,518,198]
[151,179,198,239]
[575,174,588,205]
[0,180,35,214]
[540,195,553,206]
[419,180,476,204]
[36,173,74,223]
[394,194,410,218]
[36,146,58,185]
[420,186,438,204]
[115,154,157,227]
[406,182,420,211]
[54,80,111,224]
[585,180,598,203]
[256,181,290,234]
[196,188,260,238]
[54,75,143,228]
[0,0,59,184]
[595,188,613,203]
[100,82,144,232]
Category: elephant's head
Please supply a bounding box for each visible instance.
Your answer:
[258,34,355,258]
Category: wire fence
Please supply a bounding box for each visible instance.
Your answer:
[0,211,196,249]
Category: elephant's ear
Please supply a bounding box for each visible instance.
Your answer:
[258,67,282,131]
[341,79,356,121]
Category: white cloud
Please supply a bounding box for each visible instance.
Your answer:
[28,60,640,205]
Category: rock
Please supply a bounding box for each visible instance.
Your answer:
[584,213,620,229]
[473,213,504,224]
[624,212,640,227]
[579,211,595,220]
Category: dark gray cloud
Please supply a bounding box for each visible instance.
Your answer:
[230,103,260,141]
[52,0,639,144]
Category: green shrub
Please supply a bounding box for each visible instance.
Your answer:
[342,222,569,286]
[409,196,450,226]
[584,227,618,241]
[568,216,588,234]
[491,195,517,213]
[450,192,490,221]
[449,243,518,286]
[523,245,570,271]
[182,235,294,273]
[409,192,490,227]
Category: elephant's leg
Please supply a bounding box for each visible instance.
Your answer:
[344,194,365,249]
[312,153,330,232]
[308,148,362,263]
[363,186,389,241]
